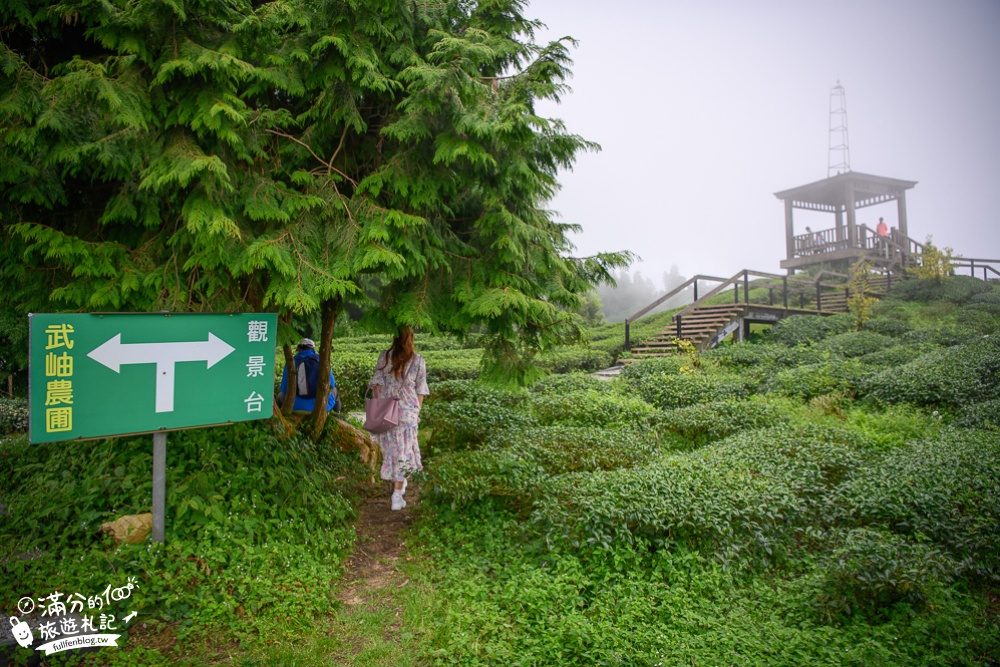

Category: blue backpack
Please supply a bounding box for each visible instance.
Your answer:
[295,356,320,399]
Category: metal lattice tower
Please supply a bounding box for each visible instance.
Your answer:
[828,81,850,177]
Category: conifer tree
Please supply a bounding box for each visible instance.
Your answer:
[1,0,631,430]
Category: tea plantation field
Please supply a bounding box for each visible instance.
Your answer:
[413,275,1000,665]
[1,275,998,665]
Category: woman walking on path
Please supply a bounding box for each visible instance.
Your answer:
[368,326,429,511]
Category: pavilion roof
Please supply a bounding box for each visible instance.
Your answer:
[774,171,917,209]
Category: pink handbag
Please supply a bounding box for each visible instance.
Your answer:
[363,387,400,434]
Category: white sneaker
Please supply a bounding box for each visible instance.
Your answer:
[401,478,408,496]
[391,491,406,511]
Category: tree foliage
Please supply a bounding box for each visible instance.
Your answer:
[0,0,631,393]
[909,236,955,283]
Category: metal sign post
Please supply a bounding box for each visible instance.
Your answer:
[28,312,278,543]
[152,431,166,543]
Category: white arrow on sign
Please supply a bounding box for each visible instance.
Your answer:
[87,333,236,413]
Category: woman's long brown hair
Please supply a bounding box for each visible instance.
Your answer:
[387,326,414,380]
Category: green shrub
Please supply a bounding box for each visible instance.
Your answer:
[889,275,993,304]
[528,390,655,428]
[955,398,1000,431]
[536,346,614,373]
[860,337,1000,409]
[619,355,687,378]
[529,372,617,396]
[706,342,826,370]
[709,424,868,512]
[422,348,483,381]
[655,396,789,448]
[621,360,757,409]
[901,326,974,347]
[968,288,1000,310]
[0,424,359,627]
[421,386,535,452]
[329,347,482,412]
[807,528,955,621]
[533,424,866,564]
[330,351,379,412]
[863,316,913,338]
[765,359,870,400]
[495,426,658,475]
[426,427,657,510]
[833,428,1000,578]
[856,344,927,368]
[814,331,898,358]
[955,305,1000,335]
[766,312,854,346]
[0,396,28,435]
[639,371,756,409]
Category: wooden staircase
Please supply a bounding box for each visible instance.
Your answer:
[624,304,747,360]
[620,269,894,363]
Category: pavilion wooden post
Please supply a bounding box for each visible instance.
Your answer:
[897,194,909,244]
[845,180,857,249]
[784,198,795,262]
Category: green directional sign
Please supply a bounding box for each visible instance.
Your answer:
[28,313,277,443]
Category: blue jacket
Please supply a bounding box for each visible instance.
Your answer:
[278,349,338,412]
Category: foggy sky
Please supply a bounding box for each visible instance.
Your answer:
[527,0,1000,279]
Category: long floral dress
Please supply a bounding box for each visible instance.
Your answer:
[368,351,430,482]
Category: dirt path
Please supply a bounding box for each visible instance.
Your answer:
[336,486,416,607]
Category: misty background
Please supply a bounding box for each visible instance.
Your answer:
[524,0,1000,320]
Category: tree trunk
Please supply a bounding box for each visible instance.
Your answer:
[280,342,296,417]
[310,295,340,440]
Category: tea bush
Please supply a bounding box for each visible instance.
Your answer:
[0,396,28,434]
[766,312,854,346]
[329,350,379,412]
[623,368,757,410]
[813,331,898,358]
[955,305,1000,335]
[317,347,484,412]
[706,342,827,371]
[856,343,927,369]
[533,457,806,562]
[528,372,618,396]
[806,527,956,621]
[889,275,993,304]
[764,359,870,400]
[426,427,658,511]
[860,336,1000,409]
[425,449,546,511]
[955,398,1000,431]
[492,426,658,476]
[708,424,869,514]
[533,424,868,565]
[536,347,614,374]
[901,326,974,347]
[968,288,1000,311]
[654,396,789,448]
[832,429,1000,579]
[528,390,655,427]
[863,316,913,338]
[421,386,535,452]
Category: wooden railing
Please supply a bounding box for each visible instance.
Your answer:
[954,258,1000,280]
[623,254,998,352]
[793,224,925,267]
[623,274,726,350]
[624,269,857,351]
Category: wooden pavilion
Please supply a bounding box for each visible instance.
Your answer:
[775,171,919,274]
